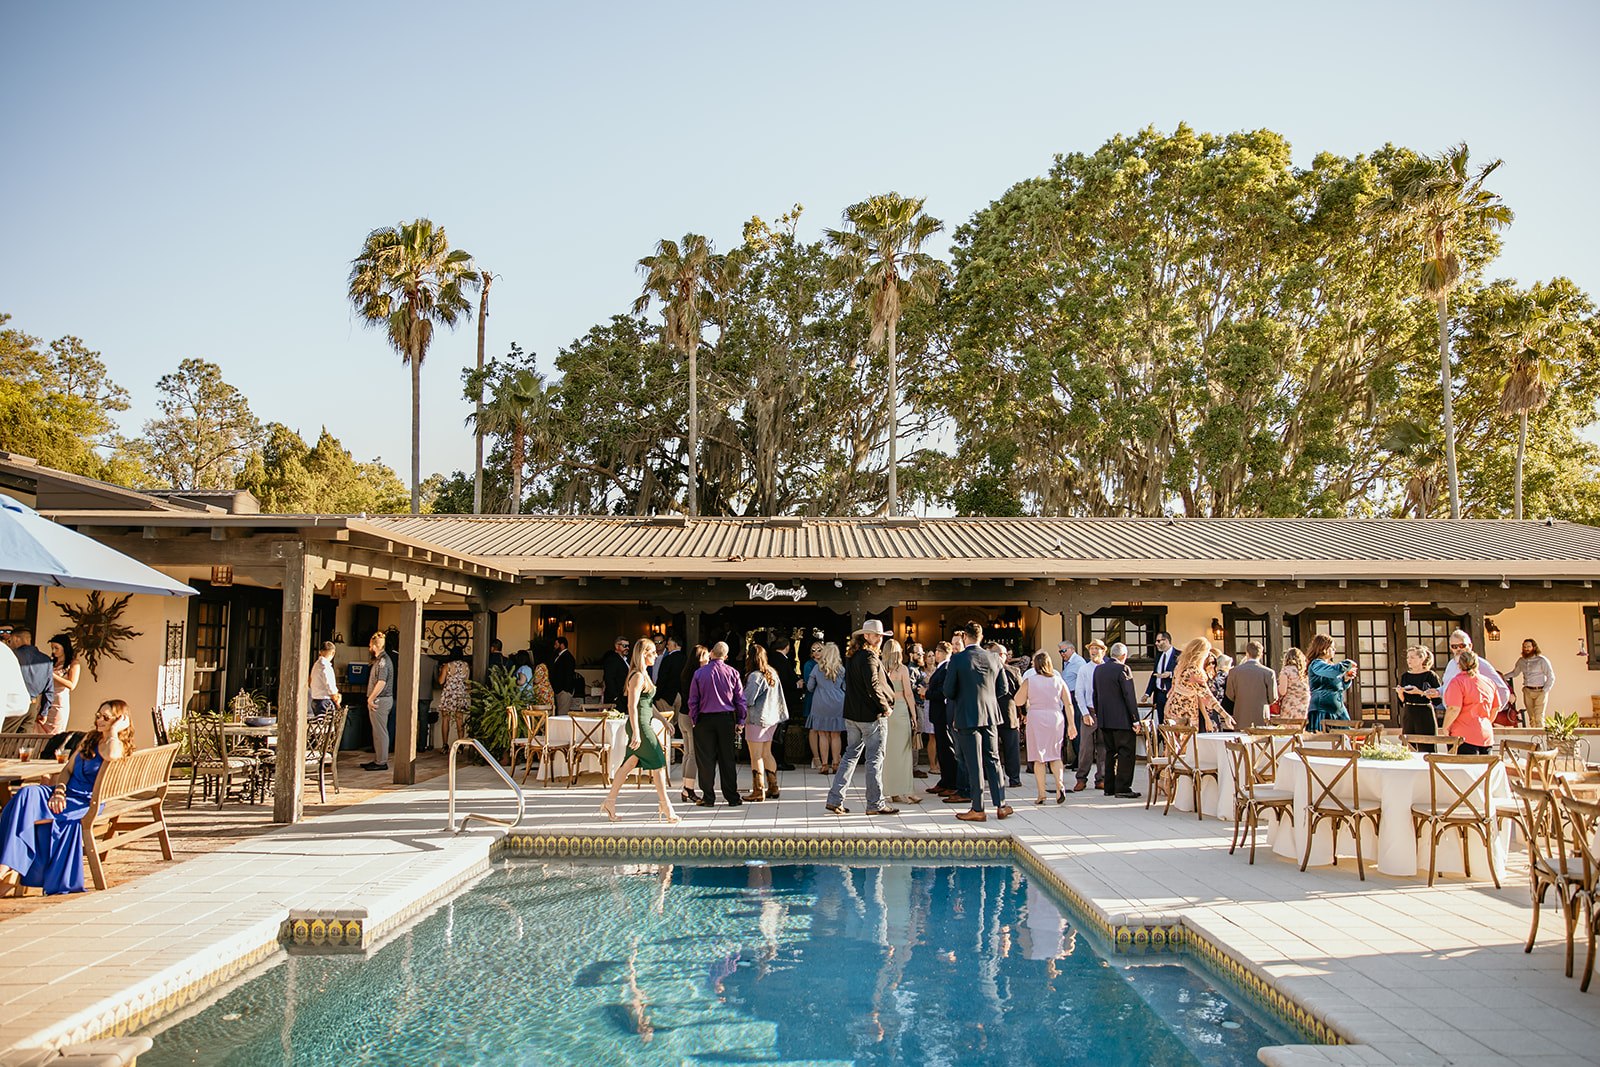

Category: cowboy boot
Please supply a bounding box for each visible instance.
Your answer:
[765,769,780,799]
[742,776,766,802]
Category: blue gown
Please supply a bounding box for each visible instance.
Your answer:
[1306,658,1356,732]
[0,752,101,895]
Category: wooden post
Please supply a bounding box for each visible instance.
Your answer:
[471,610,491,684]
[273,544,312,823]
[394,593,422,785]
[1267,608,1285,666]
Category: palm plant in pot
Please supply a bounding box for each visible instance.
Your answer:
[1543,709,1585,771]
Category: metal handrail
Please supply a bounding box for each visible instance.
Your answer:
[446,738,526,833]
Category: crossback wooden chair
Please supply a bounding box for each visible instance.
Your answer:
[1558,793,1600,992]
[1144,721,1176,810]
[1324,723,1379,746]
[1410,754,1502,888]
[186,714,257,809]
[509,705,562,785]
[1295,741,1382,880]
[566,711,610,786]
[1513,783,1587,981]
[1496,743,1557,840]
[1156,724,1213,819]
[1403,734,1464,754]
[1244,726,1298,782]
[1225,736,1295,864]
[1296,733,1350,754]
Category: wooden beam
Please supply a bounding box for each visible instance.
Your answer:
[394,594,423,785]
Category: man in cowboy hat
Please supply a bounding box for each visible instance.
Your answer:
[824,618,899,816]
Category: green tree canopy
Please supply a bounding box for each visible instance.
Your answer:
[238,423,408,514]
[136,358,263,491]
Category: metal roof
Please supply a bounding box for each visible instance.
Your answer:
[361,515,1600,582]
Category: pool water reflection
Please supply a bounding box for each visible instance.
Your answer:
[140,860,1298,1066]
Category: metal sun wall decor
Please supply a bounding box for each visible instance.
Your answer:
[58,590,143,679]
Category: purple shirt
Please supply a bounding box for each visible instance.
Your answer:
[687,659,747,725]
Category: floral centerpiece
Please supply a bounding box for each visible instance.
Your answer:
[1358,738,1413,761]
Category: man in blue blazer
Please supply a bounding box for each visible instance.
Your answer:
[942,622,1012,821]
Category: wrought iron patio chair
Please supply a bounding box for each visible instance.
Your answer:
[185,714,257,809]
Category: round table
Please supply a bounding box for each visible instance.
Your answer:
[546,714,670,780]
[1268,751,1510,878]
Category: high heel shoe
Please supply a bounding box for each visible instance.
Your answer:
[657,808,682,825]
[599,803,619,822]
[680,787,699,804]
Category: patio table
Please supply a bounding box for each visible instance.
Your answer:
[0,758,58,806]
[1269,751,1510,878]
[545,714,669,780]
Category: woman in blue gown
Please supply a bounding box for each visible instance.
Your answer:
[1304,634,1358,732]
[0,699,132,896]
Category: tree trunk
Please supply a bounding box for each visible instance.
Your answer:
[473,272,492,515]
[410,337,422,516]
[886,316,898,516]
[1515,408,1527,521]
[511,427,524,515]
[687,338,699,517]
[1436,296,1460,520]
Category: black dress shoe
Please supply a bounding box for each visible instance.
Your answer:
[696,799,716,808]
[1116,791,1142,799]
[727,797,744,806]
[360,762,388,771]
[776,763,796,772]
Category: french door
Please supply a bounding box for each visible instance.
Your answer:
[1300,609,1466,723]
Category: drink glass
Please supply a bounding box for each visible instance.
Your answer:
[18,747,31,762]
[55,749,69,764]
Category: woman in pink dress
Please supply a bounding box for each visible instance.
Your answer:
[1016,651,1074,804]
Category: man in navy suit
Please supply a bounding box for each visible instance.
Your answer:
[1094,642,1142,798]
[942,622,1012,822]
[1144,631,1176,724]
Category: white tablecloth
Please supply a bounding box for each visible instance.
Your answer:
[546,714,669,779]
[1169,732,1238,819]
[1268,752,1510,878]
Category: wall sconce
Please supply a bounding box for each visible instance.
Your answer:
[211,565,233,586]
[330,577,347,600]
[652,615,664,638]
[1484,617,1501,641]
[562,616,574,632]
[1209,617,1225,642]
[939,613,947,633]
[1580,638,1589,658]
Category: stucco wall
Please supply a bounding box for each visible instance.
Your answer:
[1483,602,1597,716]
[39,589,186,748]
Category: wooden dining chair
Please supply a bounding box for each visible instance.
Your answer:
[1403,734,1464,754]
[1497,744,1557,840]
[1144,722,1175,811]
[1556,793,1600,992]
[1156,724,1212,820]
[1244,727,1298,783]
[1296,733,1350,753]
[513,705,564,786]
[1513,783,1586,981]
[1225,736,1295,864]
[567,711,609,786]
[1410,754,1502,888]
[1295,741,1382,880]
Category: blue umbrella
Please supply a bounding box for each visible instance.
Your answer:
[0,496,195,596]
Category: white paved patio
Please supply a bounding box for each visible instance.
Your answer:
[0,761,1594,1066]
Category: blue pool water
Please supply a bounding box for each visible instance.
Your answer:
[140,861,1299,1066]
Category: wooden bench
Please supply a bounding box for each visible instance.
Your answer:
[77,743,181,890]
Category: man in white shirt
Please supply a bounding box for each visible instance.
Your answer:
[1437,629,1510,711]
[1072,639,1107,791]
[307,642,342,719]
[0,642,30,731]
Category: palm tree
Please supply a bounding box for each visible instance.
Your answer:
[472,268,494,514]
[1368,145,1512,519]
[634,234,738,517]
[1496,284,1567,520]
[348,219,479,514]
[825,194,949,515]
[473,366,549,514]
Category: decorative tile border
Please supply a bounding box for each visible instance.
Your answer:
[501,832,1012,862]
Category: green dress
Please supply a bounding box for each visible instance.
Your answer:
[626,678,666,771]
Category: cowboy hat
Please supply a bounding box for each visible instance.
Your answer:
[852,619,889,636]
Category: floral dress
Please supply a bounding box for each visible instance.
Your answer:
[1165,665,1229,731]
[532,664,556,709]
[1277,665,1309,720]
[435,659,472,731]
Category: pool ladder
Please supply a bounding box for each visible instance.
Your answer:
[445,738,526,833]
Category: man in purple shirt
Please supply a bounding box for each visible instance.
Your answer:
[688,641,747,807]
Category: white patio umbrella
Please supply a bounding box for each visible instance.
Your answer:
[0,495,195,597]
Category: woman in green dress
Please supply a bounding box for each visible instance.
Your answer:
[600,638,681,823]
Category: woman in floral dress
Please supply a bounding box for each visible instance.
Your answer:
[1165,638,1234,732]
[1277,648,1310,721]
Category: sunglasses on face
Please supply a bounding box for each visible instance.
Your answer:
[1449,643,1465,650]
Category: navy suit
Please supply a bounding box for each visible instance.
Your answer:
[1094,658,1140,795]
[943,645,1006,812]
[1145,646,1177,723]
[926,660,961,793]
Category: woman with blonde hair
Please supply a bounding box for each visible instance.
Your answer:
[741,644,788,801]
[1166,638,1233,731]
[880,638,921,805]
[1277,648,1309,720]
[599,639,679,823]
[806,643,846,774]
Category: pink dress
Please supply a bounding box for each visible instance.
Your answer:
[1277,665,1309,719]
[1022,673,1071,762]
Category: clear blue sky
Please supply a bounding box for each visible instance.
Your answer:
[4,1,1597,482]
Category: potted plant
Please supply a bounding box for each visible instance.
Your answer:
[1544,709,1584,770]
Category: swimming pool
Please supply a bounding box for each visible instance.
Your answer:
[139,860,1300,1066]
